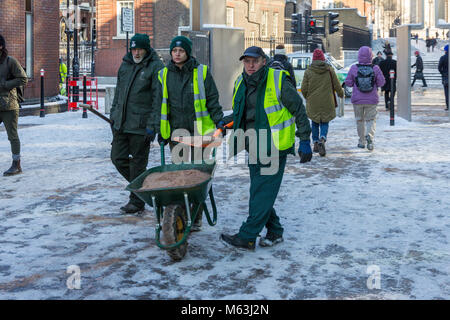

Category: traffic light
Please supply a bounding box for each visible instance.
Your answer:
[308,17,316,33]
[328,12,339,34]
[291,13,302,35]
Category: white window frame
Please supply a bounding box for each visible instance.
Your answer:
[261,11,268,38]
[226,7,234,27]
[25,12,33,78]
[250,0,255,12]
[273,12,279,37]
[115,1,135,38]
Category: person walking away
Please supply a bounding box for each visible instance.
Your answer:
[372,51,384,66]
[0,34,28,176]
[438,45,449,111]
[155,35,224,230]
[432,38,437,52]
[59,58,67,96]
[345,46,385,151]
[301,49,344,157]
[109,33,164,214]
[426,37,431,53]
[267,44,297,87]
[379,50,397,111]
[411,51,427,88]
[220,46,312,250]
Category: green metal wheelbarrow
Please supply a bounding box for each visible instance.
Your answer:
[126,143,219,261]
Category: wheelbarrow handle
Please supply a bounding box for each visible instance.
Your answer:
[160,143,165,166]
[212,121,234,138]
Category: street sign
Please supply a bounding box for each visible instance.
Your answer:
[121,7,133,33]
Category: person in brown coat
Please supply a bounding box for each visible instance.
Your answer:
[301,49,343,156]
[0,34,28,176]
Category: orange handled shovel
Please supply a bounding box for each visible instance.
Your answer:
[172,121,234,148]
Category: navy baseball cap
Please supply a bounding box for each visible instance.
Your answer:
[239,46,265,60]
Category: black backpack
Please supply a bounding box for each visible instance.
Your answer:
[355,64,375,92]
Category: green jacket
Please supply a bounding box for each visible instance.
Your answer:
[0,56,28,111]
[110,49,164,135]
[301,60,344,123]
[154,56,223,135]
[224,65,311,159]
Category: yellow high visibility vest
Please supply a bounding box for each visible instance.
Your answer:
[233,68,295,151]
[159,64,216,139]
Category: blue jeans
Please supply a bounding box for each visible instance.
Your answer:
[311,121,329,142]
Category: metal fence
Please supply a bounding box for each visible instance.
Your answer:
[60,42,95,75]
[244,36,322,56]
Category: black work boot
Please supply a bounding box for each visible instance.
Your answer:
[3,160,22,176]
[220,233,255,250]
[259,232,284,247]
[120,201,144,214]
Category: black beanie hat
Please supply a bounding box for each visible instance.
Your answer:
[0,34,5,48]
[129,33,151,52]
[170,36,192,57]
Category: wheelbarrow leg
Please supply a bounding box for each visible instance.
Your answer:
[203,186,218,226]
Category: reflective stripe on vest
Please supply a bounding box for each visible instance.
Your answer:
[193,64,215,135]
[232,69,295,151]
[232,75,244,110]
[158,68,170,139]
[159,65,215,139]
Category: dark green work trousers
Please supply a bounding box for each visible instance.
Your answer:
[238,154,287,241]
[0,110,20,155]
[111,131,150,207]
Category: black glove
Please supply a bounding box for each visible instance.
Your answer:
[145,128,156,144]
[157,133,169,146]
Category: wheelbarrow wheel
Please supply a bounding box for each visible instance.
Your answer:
[162,204,188,261]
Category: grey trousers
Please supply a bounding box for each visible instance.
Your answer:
[352,104,377,144]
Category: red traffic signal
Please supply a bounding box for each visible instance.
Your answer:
[310,20,316,27]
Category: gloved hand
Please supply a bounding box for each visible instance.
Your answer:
[145,128,156,144]
[298,140,312,163]
[216,120,225,130]
[157,133,169,146]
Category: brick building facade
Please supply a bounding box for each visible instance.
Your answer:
[0,0,60,99]
[226,0,285,39]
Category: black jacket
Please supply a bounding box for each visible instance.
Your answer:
[412,55,424,72]
[438,53,448,85]
[269,54,297,87]
[379,57,397,91]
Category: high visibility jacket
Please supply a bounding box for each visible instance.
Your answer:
[232,68,295,151]
[59,62,67,83]
[159,64,216,139]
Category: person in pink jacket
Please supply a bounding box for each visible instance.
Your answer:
[344,46,385,150]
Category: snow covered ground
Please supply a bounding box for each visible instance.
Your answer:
[0,93,449,300]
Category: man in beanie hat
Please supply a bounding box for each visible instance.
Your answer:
[438,45,449,110]
[0,34,28,176]
[411,50,427,88]
[379,50,397,111]
[219,46,312,250]
[109,33,164,214]
[301,48,344,156]
[267,44,296,86]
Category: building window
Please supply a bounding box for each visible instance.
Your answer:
[273,13,279,37]
[116,1,134,37]
[261,11,268,38]
[226,7,234,27]
[25,0,33,78]
[250,0,255,12]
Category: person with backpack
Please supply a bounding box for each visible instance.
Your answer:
[301,49,343,157]
[411,50,427,88]
[0,34,28,176]
[345,46,385,151]
[379,50,397,111]
[267,44,296,87]
[438,45,449,111]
